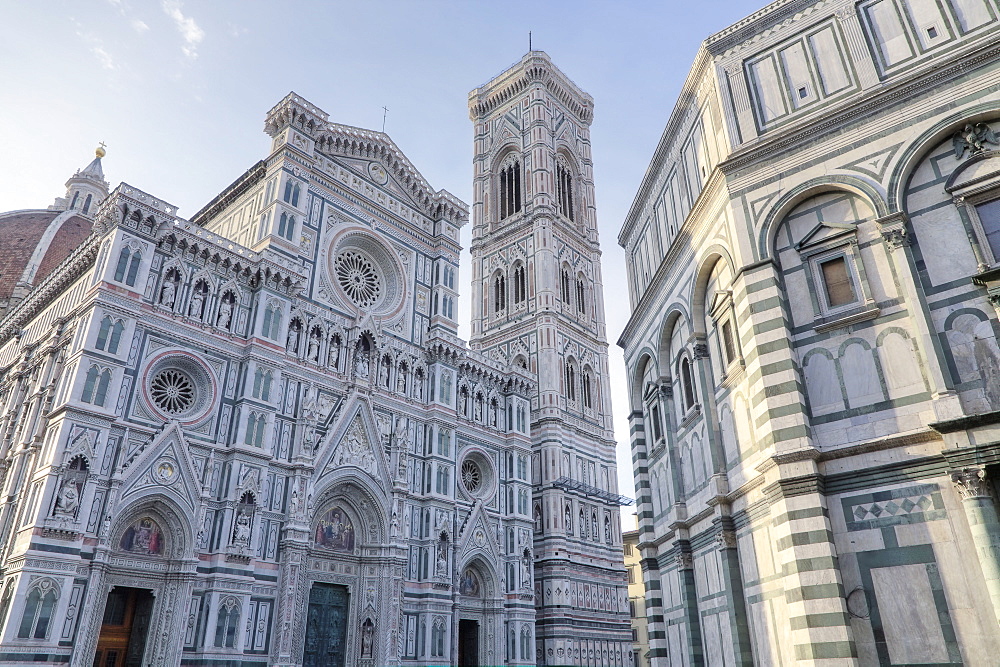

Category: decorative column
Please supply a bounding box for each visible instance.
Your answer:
[715,522,754,666]
[674,545,704,667]
[876,213,963,420]
[951,467,1000,626]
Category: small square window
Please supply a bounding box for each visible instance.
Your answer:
[819,256,856,307]
[926,26,938,39]
[798,86,808,99]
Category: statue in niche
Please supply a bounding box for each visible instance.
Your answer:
[189,286,206,319]
[474,396,483,422]
[159,276,177,307]
[565,505,572,534]
[355,349,370,378]
[413,372,423,399]
[460,389,469,416]
[490,401,498,427]
[233,510,251,547]
[287,323,301,353]
[521,552,532,588]
[216,294,234,329]
[436,541,448,576]
[396,367,407,393]
[53,480,80,518]
[361,619,374,658]
[308,331,320,362]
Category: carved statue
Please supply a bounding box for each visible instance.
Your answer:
[396,369,407,393]
[436,542,448,576]
[461,390,469,416]
[233,511,251,547]
[521,552,532,587]
[160,277,177,307]
[287,325,300,353]
[189,288,206,319]
[355,350,370,378]
[54,480,80,517]
[307,332,320,362]
[953,122,999,158]
[361,621,374,658]
[216,297,233,329]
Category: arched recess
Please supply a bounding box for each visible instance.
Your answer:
[309,476,388,550]
[888,104,1000,212]
[656,305,692,379]
[757,177,890,260]
[689,245,737,336]
[629,350,657,412]
[110,493,193,560]
[457,555,500,601]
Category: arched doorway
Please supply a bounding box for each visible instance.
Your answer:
[456,558,501,667]
[75,500,194,667]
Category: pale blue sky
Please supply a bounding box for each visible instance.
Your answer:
[1,0,766,502]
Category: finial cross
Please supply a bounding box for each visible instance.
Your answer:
[381,107,388,133]
[99,141,107,150]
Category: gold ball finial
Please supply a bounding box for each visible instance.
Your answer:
[95,142,107,159]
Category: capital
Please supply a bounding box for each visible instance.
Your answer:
[952,467,990,500]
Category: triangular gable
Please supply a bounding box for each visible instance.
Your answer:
[315,398,389,492]
[117,421,201,512]
[795,221,857,251]
[457,502,499,562]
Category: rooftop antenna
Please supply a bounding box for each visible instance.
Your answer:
[381,106,388,133]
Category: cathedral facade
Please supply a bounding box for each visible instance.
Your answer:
[0,55,628,666]
[618,0,1000,665]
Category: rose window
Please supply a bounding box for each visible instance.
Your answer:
[150,369,196,415]
[461,459,483,493]
[335,250,382,309]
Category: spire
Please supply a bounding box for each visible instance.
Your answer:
[77,144,106,182]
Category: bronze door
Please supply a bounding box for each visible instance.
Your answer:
[302,583,349,667]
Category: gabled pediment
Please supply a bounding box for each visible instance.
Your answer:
[117,421,201,512]
[795,221,857,251]
[315,398,389,493]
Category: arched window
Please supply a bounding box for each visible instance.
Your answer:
[214,597,241,648]
[245,413,266,447]
[576,274,586,314]
[512,263,527,305]
[681,357,696,410]
[291,183,300,207]
[520,625,532,661]
[283,180,300,207]
[83,193,93,214]
[108,320,125,354]
[582,369,593,409]
[556,160,575,221]
[17,580,58,639]
[69,191,79,210]
[561,266,572,303]
[95,316,113,351]
[494,273,506,313]
[565,362,576,402]
[113,246,142,286]
[499,158,522,220]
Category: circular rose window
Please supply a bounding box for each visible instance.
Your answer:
[335,250,382,309]
[144,354,214,421]
[150,369,195,415]
[462,459,483,493]
[327,232,404,315]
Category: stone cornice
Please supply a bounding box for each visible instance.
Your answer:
[618,47,715,246]
[617,169,728,351]
[703,0,820,55]
[719,33,1000,176]
[468,51,594,126]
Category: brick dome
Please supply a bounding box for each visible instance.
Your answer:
[0,209,92,316]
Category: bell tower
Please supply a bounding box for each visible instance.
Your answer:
[468,52,631,663]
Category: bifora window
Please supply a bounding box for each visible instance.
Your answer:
[499,159,522,220]
[819,256,856,307]
[556,160,575,221]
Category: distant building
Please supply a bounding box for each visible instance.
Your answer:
[623,517,649,667]
[618,0,1000,664]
